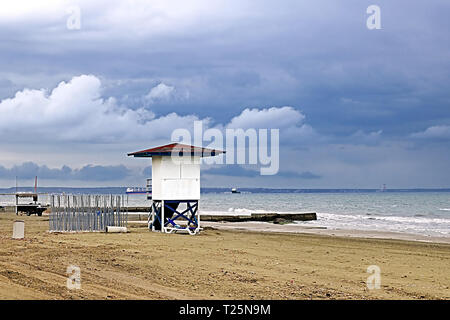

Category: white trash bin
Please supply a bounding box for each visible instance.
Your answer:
[12,220,25,239]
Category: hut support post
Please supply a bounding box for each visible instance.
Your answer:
[149,200,200,234]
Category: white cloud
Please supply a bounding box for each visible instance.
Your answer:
[0,1,62,21]
[411,125,450,139]
[227,106,304,129]
[0,75,201,143]
[0,0,250,42]
[0,75,316,149]
[226,106,316,143]
[144,82,175,103]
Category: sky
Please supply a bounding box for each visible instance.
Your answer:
[0,0,449,188]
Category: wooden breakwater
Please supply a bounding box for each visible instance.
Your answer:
[127,207,151,212]
[200,212,317,222]
[2,205,317,223]
[122,208,317,222]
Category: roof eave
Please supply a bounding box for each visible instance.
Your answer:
[128,151,225,158]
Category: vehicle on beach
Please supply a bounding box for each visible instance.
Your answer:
[15,192,47,216]
[16,203,47,216]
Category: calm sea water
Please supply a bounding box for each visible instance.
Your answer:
[2,192,449,237]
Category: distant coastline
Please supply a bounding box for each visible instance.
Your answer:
[1,186,450,194]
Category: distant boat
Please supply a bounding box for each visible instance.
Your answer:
[126,179,152,197]
[231,188,241,194]
[126,187,149,194]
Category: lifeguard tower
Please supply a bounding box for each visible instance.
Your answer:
[127,143,224,235]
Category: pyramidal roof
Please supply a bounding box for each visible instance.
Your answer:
[127,143,225,158]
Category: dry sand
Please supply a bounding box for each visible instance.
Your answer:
[0,213,449,300]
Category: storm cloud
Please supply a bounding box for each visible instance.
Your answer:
[0,162,131,181]
[0,1,449,187]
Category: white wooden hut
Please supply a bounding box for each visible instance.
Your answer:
[128,143,224,234]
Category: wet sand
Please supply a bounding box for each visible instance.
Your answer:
[1,213,449,299]
[202,221,450,244]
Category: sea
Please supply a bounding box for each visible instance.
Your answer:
[1,188,449,237]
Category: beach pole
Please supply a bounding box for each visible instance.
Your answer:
[197,200,201,235]
[81,195,85,231]
[56,195,60,231]
[161,200,165,232]
[63,194,66,232]
[49,195,53,231]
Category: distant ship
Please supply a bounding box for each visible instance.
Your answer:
[126,179,152,198]
[231,188,241,194]
[126,187,148,194]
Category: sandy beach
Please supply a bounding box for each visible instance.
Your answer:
[1,212,449,300]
